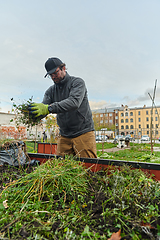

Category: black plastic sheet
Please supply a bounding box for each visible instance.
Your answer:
[0,141,26,166]
[0,141,40,167]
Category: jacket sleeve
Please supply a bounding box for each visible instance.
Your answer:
[43,78,87,113]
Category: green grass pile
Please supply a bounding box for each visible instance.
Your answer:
[0,157,160,239]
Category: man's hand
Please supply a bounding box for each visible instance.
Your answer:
[29,103,49,117]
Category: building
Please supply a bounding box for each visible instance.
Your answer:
[92,107,123,134]
[0,112,43,140]
[92,104,160,139]
[118,105,160,138]
[0,112,26,139]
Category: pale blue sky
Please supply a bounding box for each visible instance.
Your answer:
[0,0,160,112]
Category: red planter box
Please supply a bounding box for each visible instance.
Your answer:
[37,142,57,155]
[28,152,160,181]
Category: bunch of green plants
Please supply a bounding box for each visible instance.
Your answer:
[11,97,43,129]
[101,166,160,220]
[0,157,88,202]
[94,165,160,239]
[0,157,90,239]
[97,151,114,159]
[0,159,160,239]
[24,140,37,153]
[97,144,160,163]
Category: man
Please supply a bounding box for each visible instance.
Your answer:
[42,131,47,142]
[29,57,97,158]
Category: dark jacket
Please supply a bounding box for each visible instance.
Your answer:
[42,72,95,138]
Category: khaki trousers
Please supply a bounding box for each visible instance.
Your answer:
[57,131,97,158]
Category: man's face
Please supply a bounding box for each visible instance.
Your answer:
[50,66,66,84]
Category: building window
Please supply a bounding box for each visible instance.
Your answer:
[121,119,124,123]
[109,113,112,116]
[138,111,140,115]
[109,120,113,123]
[147,130,149,134]
[156,131,158,135]
[130,118,133,122]
[100,120,103,123]
[146,110,148,115]
[126,125,129,129]
[130,125,134,129]
[115,116,118,119]
[146,117,149,121]
[125,119,128,123]
[105,114,108,116]
[139,124,141,128]
[125,112,128,116]
[155,110,158,114]
[121,125,124,129]
[130,112,133,116]
[147,124,149,128]
[105,120,108,123]
[121,113,124,117]
[100,114,103,117]
[156,124,158,128]
[138,118,141,122]
[155,117,158,121]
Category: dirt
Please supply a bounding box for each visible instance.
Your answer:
[0,162,159,239]
[0,163,36,193]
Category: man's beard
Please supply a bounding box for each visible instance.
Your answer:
[53,77,63,84]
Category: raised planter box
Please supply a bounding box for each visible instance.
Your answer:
[28,152,160,181]
[37,142,57,154]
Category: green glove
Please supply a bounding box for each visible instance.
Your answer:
[29,103,49,117]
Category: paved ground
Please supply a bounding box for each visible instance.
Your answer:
[153,147,160,152]
[100,147,130,153]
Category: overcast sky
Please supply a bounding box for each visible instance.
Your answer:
[1,0,160,113]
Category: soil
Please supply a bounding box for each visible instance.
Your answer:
[0,163,36,193]
[0,162,159,239]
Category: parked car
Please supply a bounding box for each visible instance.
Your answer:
[96,135,102,141]
[113,135,124,144]
[141,135,150,141]
[96,135,109,142]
